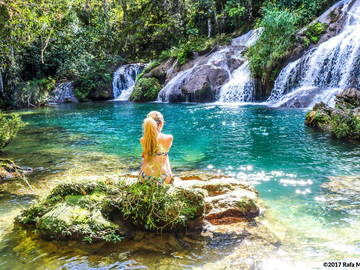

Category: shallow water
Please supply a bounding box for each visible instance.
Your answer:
[1,101,360,269]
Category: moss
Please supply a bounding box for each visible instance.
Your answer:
[136,61,161,81]
[17,179,206,242]
[130,77,161,102]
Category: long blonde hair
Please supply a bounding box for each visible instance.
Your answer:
[142,111,164,158]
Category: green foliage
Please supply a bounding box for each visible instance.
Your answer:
[15,77,56,107]
[303,22,328,45]
[330,115,352,138]
[248,7,298,87]
[0,112,24,150]
[0,0,336,107]
[119,181,201,231]
[130,77,161,102]
[223,0,246,27]
[136,61,161,81]
[160,34,231,65]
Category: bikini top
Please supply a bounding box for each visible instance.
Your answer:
[141,151,168,158]
[154,151,168,156]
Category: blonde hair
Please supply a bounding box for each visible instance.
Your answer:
[142,111,164,158]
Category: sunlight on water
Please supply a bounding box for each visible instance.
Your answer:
[1,102,360,269]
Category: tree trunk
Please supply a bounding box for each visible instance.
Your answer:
[0,69,3,94]
[207,17,212,38]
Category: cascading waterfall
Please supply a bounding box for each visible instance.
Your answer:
[267,0,360,107]
[218,28,263,103]
[48,82,78,104]
[112,64,145,100]
[157,28,263,103]
[218,62,255,102]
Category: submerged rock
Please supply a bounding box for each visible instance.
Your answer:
[305,88,360,140]
[0,159,31,182]
[16,176,262,243]
[321,176,360,195]
[319,176,360,213]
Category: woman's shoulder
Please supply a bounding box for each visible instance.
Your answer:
[160,133,173,140]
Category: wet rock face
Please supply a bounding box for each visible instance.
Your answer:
[181,65,229,102]
[335,88,360,110]
[16,176,261,243]
[305,88,360,140]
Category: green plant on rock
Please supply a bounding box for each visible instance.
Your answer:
[130,77,161,102]
[17,179,205,242]
[119,181,202,231]
[329,114,353,138]
[0,112,24,150]
[304,22,328,44]
[248,7,298,92]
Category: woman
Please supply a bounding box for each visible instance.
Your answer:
[139,111,173,184]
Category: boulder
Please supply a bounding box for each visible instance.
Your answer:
[305,88,360,140]
[143,58,177,84]
[89,86,113,101]
[335,88,360,110]
[16,176,261,242]
[175,178,260,225]
[181,65,229,102]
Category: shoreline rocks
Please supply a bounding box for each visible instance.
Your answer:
[0,159,32,182]
[305,88,360,140]
[16,175,264,243]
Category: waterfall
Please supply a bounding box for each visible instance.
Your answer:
[112,64,144,100]
[157,28,263,103]
[218,62,255,102]
[267,0,360,107]
[218,28,263,103]
[48,82,78,104]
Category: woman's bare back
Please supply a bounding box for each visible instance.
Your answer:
[140,133,173,182]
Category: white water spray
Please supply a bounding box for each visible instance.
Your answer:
[112,64,144,100]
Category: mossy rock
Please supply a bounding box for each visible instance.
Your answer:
[16,179,206,242]
[305,89,360,141]
[130,77,161,102]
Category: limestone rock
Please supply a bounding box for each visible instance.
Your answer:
[181,65,229,102]
[17,176,261,242]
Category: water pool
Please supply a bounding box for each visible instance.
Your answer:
[1,101,359,269]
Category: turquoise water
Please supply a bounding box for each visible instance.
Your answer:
[1,101,360,269]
